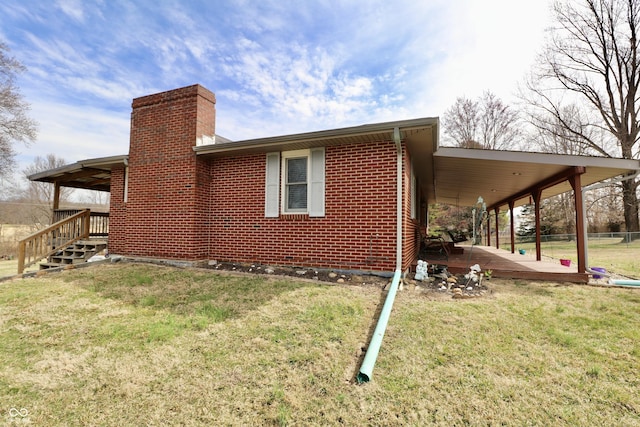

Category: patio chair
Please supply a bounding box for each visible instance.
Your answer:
[420,233,450,260]
[446,230,468,244]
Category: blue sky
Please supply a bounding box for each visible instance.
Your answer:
[1,0,552,182]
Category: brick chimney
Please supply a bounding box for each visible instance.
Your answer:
[112,84,216,260]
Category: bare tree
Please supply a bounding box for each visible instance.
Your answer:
[77,189,110,207]
[529,104,601,155]
[479,92,521,149]
[443,91,520,149]
[442,96,480,148]
[586,185,625,231]
[0,41,37,178]
[23,154,72,227]
[524,0,640,235]
[527,105,625,231]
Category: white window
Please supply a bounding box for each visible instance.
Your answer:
[265,148,325,217]
[284,152,308,212]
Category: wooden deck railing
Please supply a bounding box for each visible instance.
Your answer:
[17,210,91,274]
[53,209,109,237]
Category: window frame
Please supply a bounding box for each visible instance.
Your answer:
[265,148,325,218]
[281,149,311,214]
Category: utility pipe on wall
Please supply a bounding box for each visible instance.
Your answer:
[394,127,403,269]
[357,127,403,383]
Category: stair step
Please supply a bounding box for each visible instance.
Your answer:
[51,255,93,263]
[76,240,107,246]
[41,240,107,270]
[39,262,63,269]
[61,249,97,256]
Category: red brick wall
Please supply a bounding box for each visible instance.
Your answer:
[108,84,419,273]
[207,141,399,272]
[402,149,419,271]
[109,84,215,260]
[108,165,126,254]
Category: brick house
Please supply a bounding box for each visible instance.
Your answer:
[104,84,433,274]
[26,84,640,280]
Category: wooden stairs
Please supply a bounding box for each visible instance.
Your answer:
[39,240,108,270]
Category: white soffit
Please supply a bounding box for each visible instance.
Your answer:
[433,147,640,208]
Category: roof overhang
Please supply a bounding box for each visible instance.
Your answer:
[194,117,438,158]
[26,119,640,211]
[433,147,640,209]
[194,117,439,203]
[28,155,128,192]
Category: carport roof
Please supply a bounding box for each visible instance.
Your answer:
[28,118,640,207]
[432,147,640,209]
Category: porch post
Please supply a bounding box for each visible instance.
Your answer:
[532,188,542,261]
[486,212,491,246]
[509,200,515,253]
[569,171,587,274]
[494,207,500,249]
[52,182,61,222]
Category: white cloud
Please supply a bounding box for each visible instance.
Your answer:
[55,0,85,22]
[416,0,553,113]
[2,0,555,180]
[15,99,130,175]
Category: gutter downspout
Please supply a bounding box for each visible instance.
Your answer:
[394,127,403,271]
[357,127,403,383]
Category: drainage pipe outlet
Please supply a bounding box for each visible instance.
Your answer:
[357,269,402,383]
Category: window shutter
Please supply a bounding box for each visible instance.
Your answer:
[309,147,325,217]
[265,152,280,217]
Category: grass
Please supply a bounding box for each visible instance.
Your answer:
[1,263,640,425]
[0,259,39,278]
[517,237,640,278]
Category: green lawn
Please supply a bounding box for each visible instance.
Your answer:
[1,263,639,425]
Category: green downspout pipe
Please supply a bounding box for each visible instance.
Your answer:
[357,270,402,383]
[357,127,403,384]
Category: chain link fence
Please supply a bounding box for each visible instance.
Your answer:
[496,232,640,278]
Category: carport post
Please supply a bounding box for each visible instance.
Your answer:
[509,200,515,254]
[532,188,542,261]
[486,213,491,246]
[569,172,586,273]
[494,207,500,249]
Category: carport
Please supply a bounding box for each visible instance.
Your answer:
[420,146,640,281]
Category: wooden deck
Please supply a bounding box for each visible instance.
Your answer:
[422,244,589,283]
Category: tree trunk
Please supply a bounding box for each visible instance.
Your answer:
[621,178,640,241]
